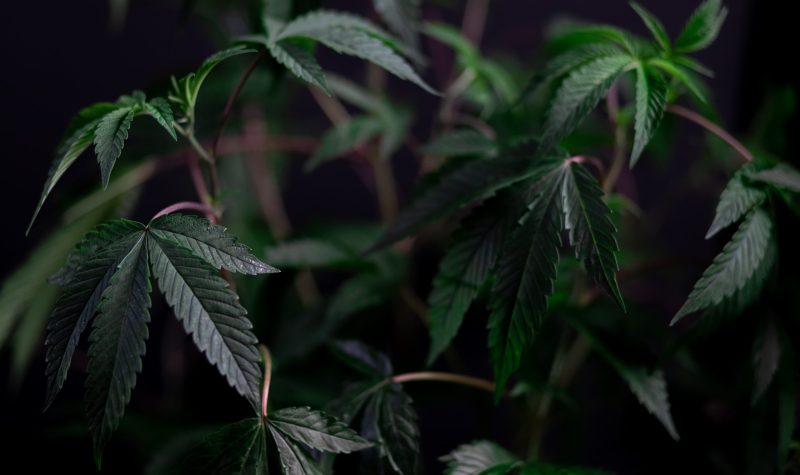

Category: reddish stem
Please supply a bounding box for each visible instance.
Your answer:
[260,345,272,419]
[566,155,607,182]
[392,371,495,394]
[667,104,754,162]
[151,201,217,221]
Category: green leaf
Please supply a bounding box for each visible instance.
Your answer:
[749,163,800,192]
[149,214,278,275]
[44,220,145,410]
[630,64,667,167]
[266,40,331,94]
[94,107,135,188]
[270,407,373,453]
[331,339,393,378]
[373,0,422,53]
[277,12,436,94]
[269,425,322,475]
[265,238,370,270]
[370,151,564,251]
[421,129,497,158]
[753,319,780,403]
[541,55,634,152]
[441,440,518,475]
[674,0,728,53]
[561,162,624,308]
[175,418,268,475]
[673,208,775,324]
[706,164,767,238]
[306,116,384,170]
[144,97,177,140]
[488,168,565,397]
[148,235,263,410]
[85,234,151,467]
[647,58,709,104]
[624,369,680,440]
[374,385,420,475]
[427,194,516,365]
[629,2,670,50]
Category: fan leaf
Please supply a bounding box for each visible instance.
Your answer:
[94,107,135,189]
[630,64,667,167]
[706,164,767,239]
[267,40,331,94]
[674,0,728,53]
[441,440,518,475]
[629,2,670,50]
[270,406,373,453]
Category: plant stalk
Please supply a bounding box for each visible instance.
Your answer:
[666,104,754,162]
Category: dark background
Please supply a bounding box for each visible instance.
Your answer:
[1,0,797,473]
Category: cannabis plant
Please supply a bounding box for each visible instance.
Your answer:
[1,0,798,473]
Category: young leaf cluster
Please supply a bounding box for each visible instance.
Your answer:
[42,213,277,466]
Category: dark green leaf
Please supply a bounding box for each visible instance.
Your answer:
[441,440,518,475]
[331,339,393,378]
[270,406,373,453]
[371,151,563,251]
[488,168,565,397]
[44,220,145,410]
[629,2,670,50]
[306,116,384,170]
[630,64,667,167]
[561,162,624,308]
[624,369,680,440]
[267,40,331,94]
[541,55,634,152]
[427,194,516,365]
[94,107,135,188]
[150,214,278,275]
[148,235,262,410]
[177,418,268,475]
[749,163,800,193]
[673,208,775,324]
[373,0,422,53]
[270,425,322,475]
[647,58,709,104]
[144,98,177,140]
[85,235,151,467]
[706,164,767,238]
[674,0,728,53]
[376,385,420,475]
[422,129,497,158]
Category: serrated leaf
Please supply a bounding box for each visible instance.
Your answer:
[144,97,177,140]
[267,40,331,94]
[44,220,145,410]
[94,107,135,189]
[148,235,262,410]
[630,64,667,167]
[706,163,767,238]
[624,369,680,440]
[371,151,563,251]
[176,418,268,475]
[441,440,518,475]
[265,238,369,270]
[749,163,800,192]
[488,168,565,397]
[673,208,775,324]
[150,214,277,275]
[270,407,373,453]
[422,129,497,158]
[270,425,322,475]
[375,385,420,475]
[427,194,516,365]
[277,13,435,94]
[85,235,151,467]
[331,339,393,378]
[307,116,384,170]
[630,2,670,50]
[753,319,780,403]
[561,163,624,308]
[674,0,728,53]
[647,58,709,104]
[374,0,421,54]
[541,55,634,152]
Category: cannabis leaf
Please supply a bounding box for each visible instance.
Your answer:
[630,2,670,51]
[373,0,422,54]
[427,194,516,365]
[749,163,800,193]
[706,163,767,238]
[307,116,384,170]
[540,54,634,152]
[422,129,498,158]
[488,167,564,396]
[673,207,776,324]
[440,440,518,475]
[327,341,421,474]
[270,407,375,453]
[245,9,436,95]
[43,214,276,464]
[29,92,178,233]
[370,147,565,251]
[630,64,667,167]
[673,0,728,53]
